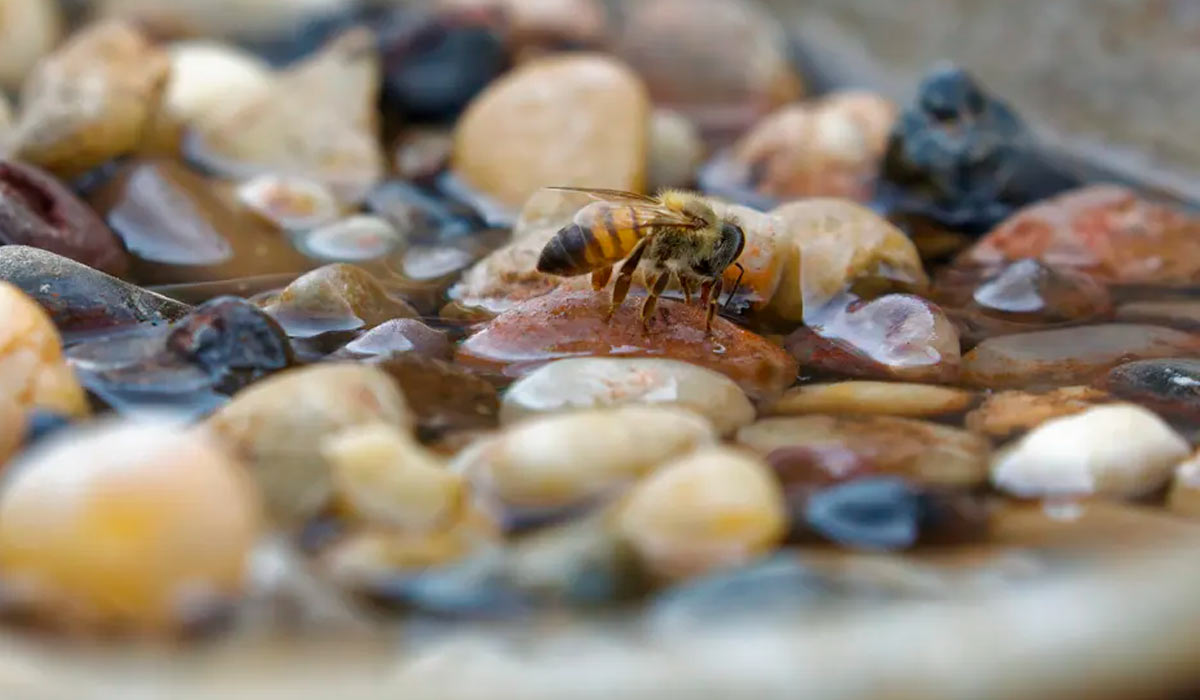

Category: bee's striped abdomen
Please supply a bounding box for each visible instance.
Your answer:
[536,203,651,277]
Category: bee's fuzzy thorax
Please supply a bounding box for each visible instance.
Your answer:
[658,189,716,226]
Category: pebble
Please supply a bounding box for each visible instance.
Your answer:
[154,41,273,148]
[770,381,973,419]
[0,159,129,277]
[322,424,464,532]
[876,65,1079,235]
[613,0,801,139]
[21,410,71,449]
[0,246,190,337]
[0,0,60,91]
[0,282,89,421]
[962,324,1200,389]
[616,447,787,580]
[453,53,649,208]
[94,0,355,40]
[205,364,412,524]
[259,264,418,340]
[647,110,705,191]
[8,21,170,179]
[236,174,343,233]
[93,159,310,285]
[964,386,1112,439]
[500,357,755,435]
[437,0,608,57]
[295,215,405,264]
[391,127,455,182]
[364,180,487,244]
[331,318,451,361]
[784,294,961,384]
[711,91,897,202]
[185,28,384,202]
[0,419,261,631]
[376,354,500,436]
[455,289,799,401]
[1104,359,1200,421]
[991,404,1190,499]
[768,199,928,322]
[962,185,1200,285]
[1115,300,1200,331]
[1167,451,1200,517]
[738,415,990,489]
[453,406,715,516]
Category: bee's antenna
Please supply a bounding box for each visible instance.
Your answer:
[723,263,745,313]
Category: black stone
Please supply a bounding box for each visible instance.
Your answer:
[1106,359,1200,420]
[164,296,294,395]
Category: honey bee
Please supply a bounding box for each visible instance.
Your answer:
[536,187,745,334]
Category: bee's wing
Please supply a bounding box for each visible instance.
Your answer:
[544,186,660,204]
[571,200,704,231]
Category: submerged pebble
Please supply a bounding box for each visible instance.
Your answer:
[1104,359,1200,421]
[259,264,418,340]
[770,381,973,419]
[376,354,500,436]
[0,282,89,422]
[964,386,1112,439]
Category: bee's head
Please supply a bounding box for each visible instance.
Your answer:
[721,219,746,264]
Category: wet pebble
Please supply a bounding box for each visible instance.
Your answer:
[331,318,451,361]
[9,21,170,179]
[962,185,1200,285]
[205,364,411,524]
[1104,359,1200,421]
[648,109,705,191]
[0,246,190,337]
[962,324,1200,389]
[236,174,343,233]
[93,159,310,285]
[768,199,928,322]
[391,127,454,182]
[295,215,405,264]
[991,404,1190,499]
[0,0,60,91]
[376,354,500,436]
[1167,451,1200,517]
[785,294,961,384]
[453,53,649,208]
[259,264,418,340]
[455,289,798,401]
[364,180,487,243]
[964,386,1112,439]
[614,0,801,139]
[453,406,714,519]
[738,415,990,488]
[185,29,384,201]
[500,357,755,435]
[0,419,261,632]
[159,41,272,137]
[0,282,89,422]
[1115,300,1200,331]
[770,381,973,419]
[616,447,786,580]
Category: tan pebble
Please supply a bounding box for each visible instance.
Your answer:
[1168,451,1200,517]
[965,386,1111,439]
[0,282,88,421]
[991,404,1190,499]
[771,381,974,418]
[322,424,464,532]
[0,0,61,91]
[205,364,411,524]
[648,109,705,191]
[617,447,786,580]
[0,419,261,632]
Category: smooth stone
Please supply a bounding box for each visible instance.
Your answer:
[710,91,896,202]
[613,0,801,139]
[768,199,928,322]
[964,386,1112,440]
[204,364,412,524]
[93,0,355,40]
[93,159,310,285]
[770,381,973,419]
[375,354,500,436]
[647,109,705,191]
[1115,300,1200,331]
[0,0,60,91]
[1167,451,1200,518]
[159,41,273,132]
[991,404,1190,499]
[1104,359,1200,420]
[0,159,129,276]
[236,174,343,233]
[801,477,959,552]
[9,21,170,179]
[785,294,961,384]
[364,180,487,244]
[391,127,454,182]
[330,318,451,361]
[876,65,1079,235]
[455,289,798,401]
[0,418,261,632]
[738,415,990,488]
[259,264,418,339]
[962,324,1200,389]
[436,0,609,56]
[988,499,1200,551]
[452,406,715,515]
[500,357,755,435]
[453,53,649,207]
[616,447,787,580]
[185,28,384,201]
[295,215,405,264]
[0,246,190,336]
[962,185,1200,284]
[322,424,464,532]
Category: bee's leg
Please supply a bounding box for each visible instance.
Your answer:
[678,274,693,305]
[640,271,671,331]
[705,278,725,335]
[699,280,714,308]
[609,238,649,319]
[591,265,613,291]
